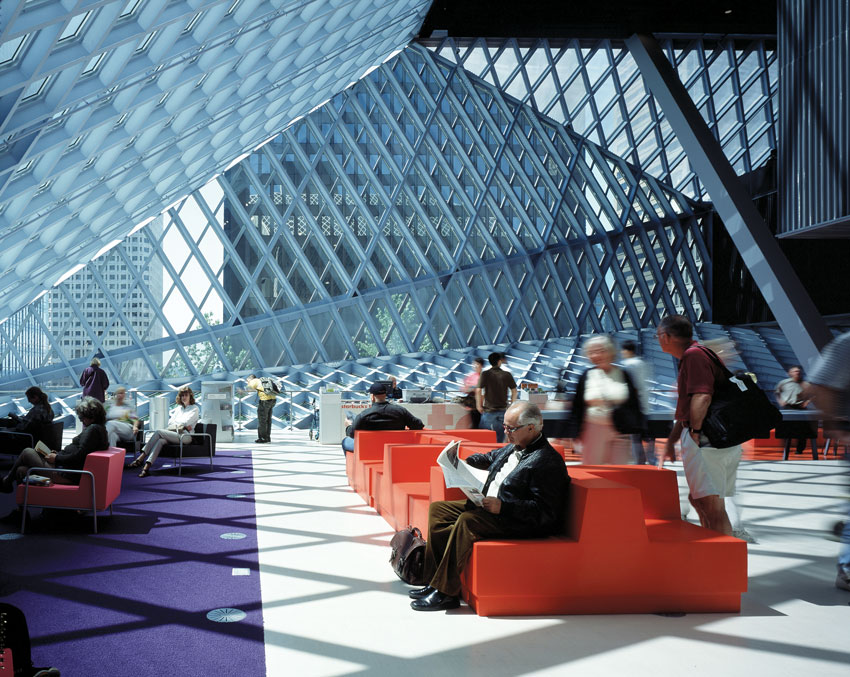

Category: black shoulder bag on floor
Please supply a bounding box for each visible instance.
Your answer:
[389,526,427,585]
[698,346,782,448]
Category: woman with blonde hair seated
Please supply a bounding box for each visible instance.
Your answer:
[130,386,199,478]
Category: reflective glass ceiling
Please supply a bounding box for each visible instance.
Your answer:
[426,37,777,200]
[1,43,711,391]
[0,0,431,323]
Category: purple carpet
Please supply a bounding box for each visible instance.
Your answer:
[0,451,265,677]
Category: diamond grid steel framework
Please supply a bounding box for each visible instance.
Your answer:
[425,36,777,200]
[0,43,712,396]
[0,0,431,321]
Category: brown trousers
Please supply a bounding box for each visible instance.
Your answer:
[424,499,507,597]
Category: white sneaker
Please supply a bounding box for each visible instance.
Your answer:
[732,528,758,544]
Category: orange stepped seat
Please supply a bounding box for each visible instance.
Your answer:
[406,443,567,533]
[459,465,747,616]
[350,433,745,616]
[377,440,522,530]
[348,429,497,506]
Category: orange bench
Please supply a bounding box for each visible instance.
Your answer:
[376,440,516,530]
[353,432,746,616]
[348,429,497,506]
[459,465,747,616]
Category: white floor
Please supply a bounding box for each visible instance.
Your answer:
[227,429,850,677]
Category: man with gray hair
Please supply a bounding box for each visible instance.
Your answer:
[409,400,570,611]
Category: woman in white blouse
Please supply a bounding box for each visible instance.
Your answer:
[130,386,200,477]
[567,336,644,465]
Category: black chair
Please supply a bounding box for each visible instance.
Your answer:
[157,422,216,476]
[116,420,145,462]
[774,419,819,460]
[0,421,64,457]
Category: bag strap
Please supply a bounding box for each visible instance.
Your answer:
[694,344,734,382]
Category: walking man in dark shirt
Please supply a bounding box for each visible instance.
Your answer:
[656,315,742,535]
[476,352,517,443]
[341,382,424,454]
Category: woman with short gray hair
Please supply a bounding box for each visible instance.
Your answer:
[567,335,644,464]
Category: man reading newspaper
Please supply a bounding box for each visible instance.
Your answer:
[410,401,570,611]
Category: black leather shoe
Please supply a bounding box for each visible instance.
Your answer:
[410,589,460,611]
[408,585,435,600]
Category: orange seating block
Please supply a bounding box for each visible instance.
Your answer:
[379,438,516,528]
[358,432,746,616]
[349,429,497,505]
[380,439,567,532]
[460,465,747,616]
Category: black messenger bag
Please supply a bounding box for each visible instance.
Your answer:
[698,346,782,448]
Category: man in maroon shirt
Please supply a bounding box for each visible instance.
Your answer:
[656,315,742,535]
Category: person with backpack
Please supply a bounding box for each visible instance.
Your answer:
[656,315,742,536]
[246,374,279,444]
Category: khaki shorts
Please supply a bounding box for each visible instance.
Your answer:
[680,429,742,499]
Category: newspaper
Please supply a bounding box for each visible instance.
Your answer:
[436,440,490,507]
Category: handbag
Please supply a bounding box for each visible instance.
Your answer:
[389,526,427,585]
[611,369,646,434]
[697,346,782,448]
[612,402,645,434]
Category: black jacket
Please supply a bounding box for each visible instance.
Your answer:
[345,401,424,438]
[565,366,645,438]
[56,423,108,484]
[11,402,54,433]
[465,435,570,537]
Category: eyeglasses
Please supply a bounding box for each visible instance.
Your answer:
[503,423,528,433]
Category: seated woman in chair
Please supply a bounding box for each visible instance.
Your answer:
[105,386,140,448]
[1,397,108,493]
[130,386,200,478]
[0,386,54,436]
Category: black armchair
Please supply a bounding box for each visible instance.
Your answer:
[0,421,64,457]
[157,422,217,475]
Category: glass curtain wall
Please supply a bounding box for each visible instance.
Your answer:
[1,43,720,390]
